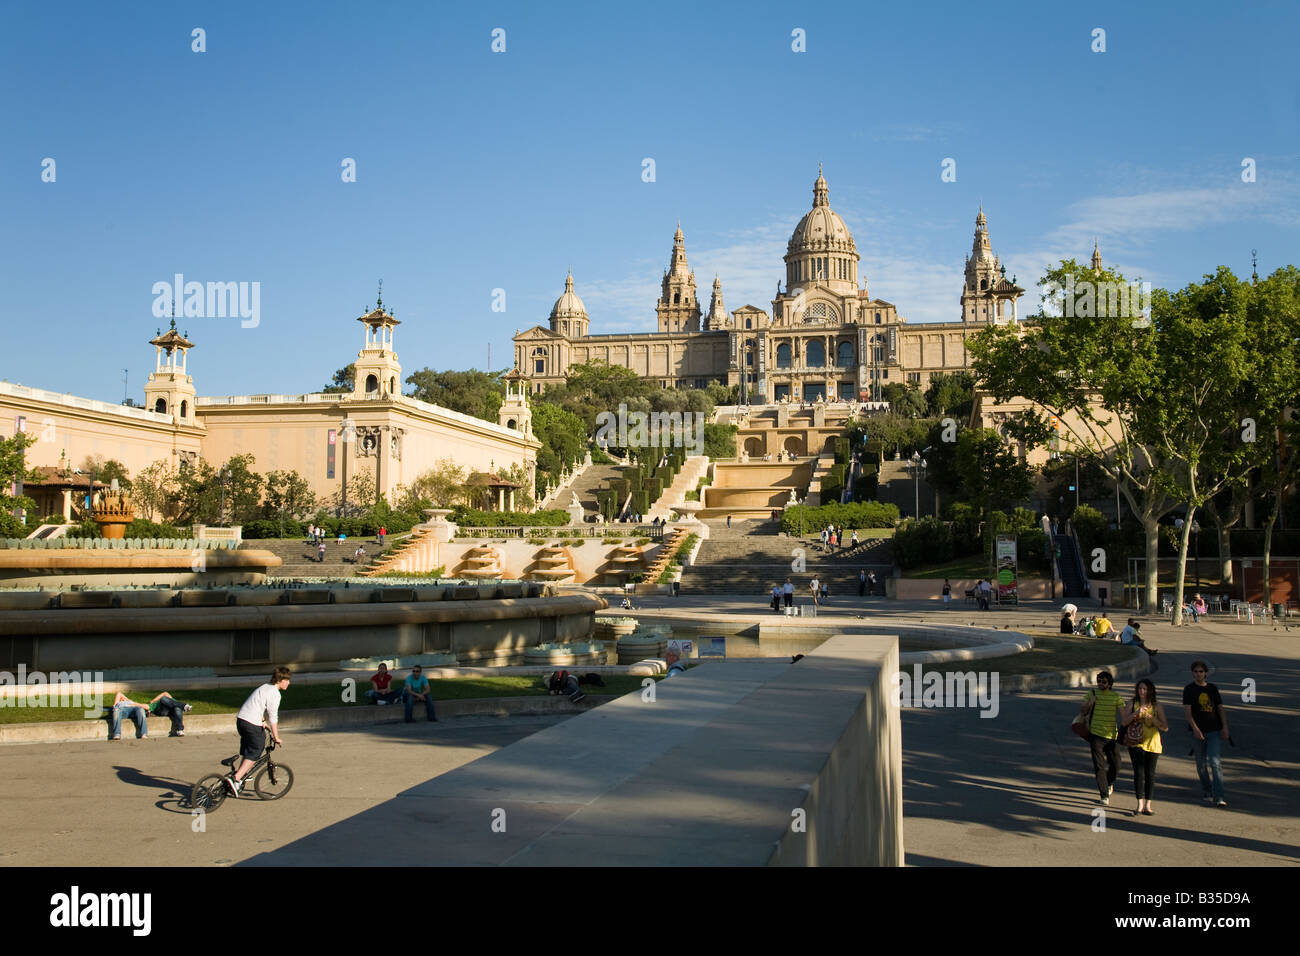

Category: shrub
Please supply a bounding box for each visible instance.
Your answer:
[893,517,954,569]
[448,507,568,528]
[781,501,899,535]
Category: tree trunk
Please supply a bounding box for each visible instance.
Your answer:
[1171,506,1197,626]
[1142,513,1160,614]
[1263,503,1278,615]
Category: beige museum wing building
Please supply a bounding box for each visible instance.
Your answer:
[1,304,539,519]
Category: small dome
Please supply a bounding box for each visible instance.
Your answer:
[550,271,587,319]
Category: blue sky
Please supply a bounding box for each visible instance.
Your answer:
[1,0,1296,402]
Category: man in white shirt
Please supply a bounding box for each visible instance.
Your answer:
[225,667,292,796]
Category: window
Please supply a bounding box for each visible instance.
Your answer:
[907,373,920,384]
[836,342,854,367]
[883,369,889,379]
[875,312,881,324]
[806,341,826,367]
[365,374,379,393]
[535,360,545,373]
[179,400,188,418]
[231,630,271,664]
[980,279,988,291]
[776,343,792,368]
[674,292,680,304]
[154,398,166,414]
[746,318,752,329]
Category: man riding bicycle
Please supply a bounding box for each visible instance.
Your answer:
[226,666,291,796]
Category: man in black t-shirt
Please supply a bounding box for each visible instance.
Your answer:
[1182,661,1230,807]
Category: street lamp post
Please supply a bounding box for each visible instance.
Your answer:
[908,451,928,518]
[219,466,231,526]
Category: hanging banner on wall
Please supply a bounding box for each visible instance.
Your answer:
[996,534,1018,604]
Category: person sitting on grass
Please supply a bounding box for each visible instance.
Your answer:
[365,663,401,705]
[148,691,193,737]
[1119,619,1158,657]
[1093,613,1115,639]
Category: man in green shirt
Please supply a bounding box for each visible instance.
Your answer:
[1080,670,1124,805]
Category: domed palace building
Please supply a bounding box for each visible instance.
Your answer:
[513,168,1025,403]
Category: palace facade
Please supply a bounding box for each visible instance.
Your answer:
[513,168,1026,401]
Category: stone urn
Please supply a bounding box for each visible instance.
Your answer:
[92,489,135,540]
[617,630,668,665]
[592,616,638,642]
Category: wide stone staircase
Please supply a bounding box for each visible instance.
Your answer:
[677,518,894,596]
[876,458,934,520]
[253,536,399,579]
[559,463,627,518]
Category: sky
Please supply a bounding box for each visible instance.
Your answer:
[1,0,1297,403]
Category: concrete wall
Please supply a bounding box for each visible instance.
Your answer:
[0,592,605,674]
[250,633,903,866]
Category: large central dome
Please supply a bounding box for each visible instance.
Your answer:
[783,167,860,295]
[787,167,857,255]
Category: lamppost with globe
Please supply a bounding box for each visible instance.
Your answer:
[907,451,928,519]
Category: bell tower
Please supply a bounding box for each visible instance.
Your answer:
[656,223,701,332]
[144,318,197,423]
[353,282,403,399]
[498,368,533,436]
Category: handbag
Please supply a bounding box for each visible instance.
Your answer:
[1071,692,1094,739]
[1124,708,1147,746]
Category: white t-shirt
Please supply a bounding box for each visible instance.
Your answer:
[237,683,282,726]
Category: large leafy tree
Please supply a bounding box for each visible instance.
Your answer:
[924,372,975,419]
[132,459,179,521]
[970,257,1176,611]
[405,368,506,422]
[0,431,39,537]
[80,455,131,490]
[263,469,317,519]
[322,364,355,394]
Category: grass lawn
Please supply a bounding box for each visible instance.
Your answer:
[966,635,1141,676]
[904,555,1051,582]
[0,674,656,725]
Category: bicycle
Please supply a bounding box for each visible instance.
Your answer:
[190,729,294,811]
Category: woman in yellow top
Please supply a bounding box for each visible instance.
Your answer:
[1121,679,1169,816]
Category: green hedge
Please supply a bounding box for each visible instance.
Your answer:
[448,507,568,528]
[781,501,899,534]
[893,517,954,569]
[631,490,649,516]
[852,465,879,501]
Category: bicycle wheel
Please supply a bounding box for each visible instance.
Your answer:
[253,761,294,800]
[191,774,229,811]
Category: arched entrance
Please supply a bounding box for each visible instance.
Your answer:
[744,437,764,457]
[783,436,804,457]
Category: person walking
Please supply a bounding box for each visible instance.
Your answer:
[942,579,952,609]
[771,583,782,613]
[810,577,820,608]
[783,578,794,608]
[859,569,867,597]
[1078,670,1124,805]
[317,540,326,563]
[850,530,858,549]
[726,514,732,529]
[1183,661,1230,807]
[1121,679,1168,816]
[867,570,877,596]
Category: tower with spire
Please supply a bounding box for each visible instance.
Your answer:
[1091,239,1103,273]
[656,222,701,332]
[548,270,589,338]
[960,207,1023,324]
[703,275,729,330]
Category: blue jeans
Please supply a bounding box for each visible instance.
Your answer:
[366,689,400,704]
[1192,733,1226,801]
[109,704,148,738]
[152,696,187,733]
[403,691,436,721]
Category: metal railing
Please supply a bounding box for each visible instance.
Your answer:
[455,524,665,539]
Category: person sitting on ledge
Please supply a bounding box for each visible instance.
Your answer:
[401,664,437,722]
[663,649,688,678]
[1119,619,1158,657]
[365,663,401,705]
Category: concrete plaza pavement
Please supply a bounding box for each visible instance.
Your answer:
[3,592,1295,866]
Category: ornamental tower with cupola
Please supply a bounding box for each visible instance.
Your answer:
[960,207,1024,324]
[144,318,198,424]
[353,282,403,398]
[497,367,533,436]
[656,223,701,332]
[549,270,589,339]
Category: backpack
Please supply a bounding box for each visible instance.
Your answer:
[548,670,570,694]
